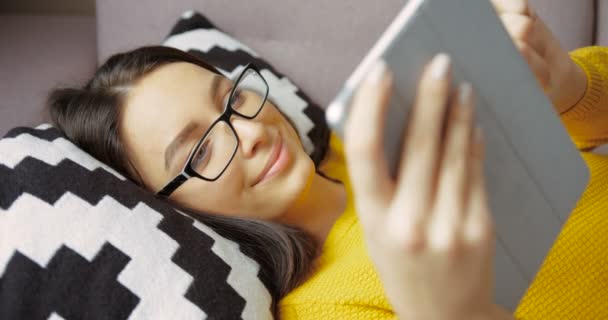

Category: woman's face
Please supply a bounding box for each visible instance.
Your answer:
[120,62,316,222]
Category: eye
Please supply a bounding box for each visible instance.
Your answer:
[219,82,233,110]
[230,89,246,109]
[223,89,245,110]
[192,139,212,169]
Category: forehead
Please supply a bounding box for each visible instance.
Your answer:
[134,62,215,96]
[120,62,218,163]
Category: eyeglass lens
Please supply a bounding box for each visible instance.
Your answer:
[191,68,268,179]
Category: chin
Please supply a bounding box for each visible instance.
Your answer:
[291,153,317,195]
[253,153,313,221]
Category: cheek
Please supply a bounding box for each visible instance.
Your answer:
[168,104,313,220]
[171,170,245,216]
[267,105,301,145]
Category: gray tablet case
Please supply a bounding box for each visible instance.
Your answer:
[326,0,589,310]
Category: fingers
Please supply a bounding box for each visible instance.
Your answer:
[514,39,551,90]
[497,8,555,91]
[387,53,452,249]
[430,83,476,250]
[344,60,394,225]
[491,0,533,16]
[463,127,495,247]
[500,12,546,56]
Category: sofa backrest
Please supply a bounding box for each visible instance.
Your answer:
[96,0,603,108]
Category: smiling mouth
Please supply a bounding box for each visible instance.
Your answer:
[252,132,283,187]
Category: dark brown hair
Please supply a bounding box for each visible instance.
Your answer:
[47,45,318,317]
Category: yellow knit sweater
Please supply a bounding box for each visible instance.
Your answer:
[280,46,608,319]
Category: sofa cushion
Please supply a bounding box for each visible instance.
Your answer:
[96,0,600,107]
[96,0,406,106]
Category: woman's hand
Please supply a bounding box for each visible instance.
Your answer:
[344,54,510,320]
[492,0,587,114]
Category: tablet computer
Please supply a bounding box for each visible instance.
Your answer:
[325,0,589,309]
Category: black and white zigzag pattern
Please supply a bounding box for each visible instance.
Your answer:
[0,125,273,320]
[163,10,330,166]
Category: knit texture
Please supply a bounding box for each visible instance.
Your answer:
[280,46,608,319]
[560,47,608,150]
[281,132,397,319]
[515,46,608,319]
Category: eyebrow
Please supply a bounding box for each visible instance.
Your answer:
[164,74,222,172]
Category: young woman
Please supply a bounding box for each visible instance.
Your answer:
[47,0,608,318]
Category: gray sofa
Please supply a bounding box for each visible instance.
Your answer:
[0,15,96,136]
[1,0,607,134]
[96,0,607,108]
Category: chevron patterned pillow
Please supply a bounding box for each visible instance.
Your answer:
[0,125,273,319]
[1,10,331,319]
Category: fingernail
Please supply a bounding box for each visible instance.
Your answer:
[365,60,387,85]
[431,53,451,79]
[459,82,473,106]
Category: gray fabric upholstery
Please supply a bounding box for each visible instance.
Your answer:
[599,0,608,46]
[96,0,600,108]
[96,0,406,107]
[0,15,97,136]
[1,1,603,138]
[530,0,596,49]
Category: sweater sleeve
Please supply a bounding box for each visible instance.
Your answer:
[281,303,398,320]
[560,46,608,150]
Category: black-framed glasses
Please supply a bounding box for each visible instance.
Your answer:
[156,63,269,198]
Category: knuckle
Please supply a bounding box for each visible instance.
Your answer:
[515,41,533,60]
[514,18,534,41]
[451,111,472,132]
[466,218,495,245]
[391,224,426,254]
[407,129,435,155]
[418,71,450,102]
[445,129,468,162]
[449,100,473,128]
[409,126,443,155]
[520,0,531,13]
[402,235,426,255]
[420,78,449,103]
[537,67,551,88]
[381,70,395,89]
[431,228,462,255]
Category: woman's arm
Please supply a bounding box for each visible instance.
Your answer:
[553,52,588,115]
[491,0,585,115]
[491,1,608,151]
[560,47,608,151]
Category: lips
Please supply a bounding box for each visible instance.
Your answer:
[252,133,283,186]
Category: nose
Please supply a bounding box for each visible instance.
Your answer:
[230,117,270,158]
